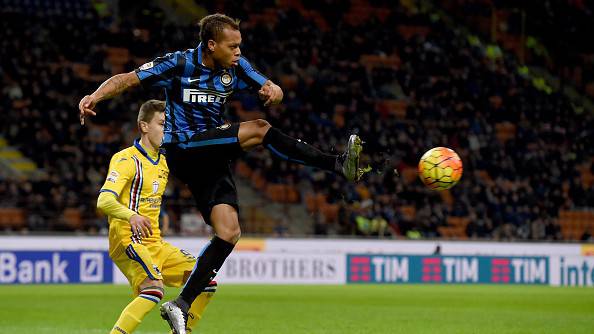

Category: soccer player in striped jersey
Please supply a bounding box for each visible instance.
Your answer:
[97,100,215,334]
[80,14,365,334]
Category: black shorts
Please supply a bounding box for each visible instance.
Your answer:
[163,124,242,225]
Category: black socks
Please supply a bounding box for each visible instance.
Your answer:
[262,127,337,172]
[176,236,235,310]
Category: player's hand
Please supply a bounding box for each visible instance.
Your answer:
[78,94,98,126]
[259,81,283,106]
[129,214,153,238]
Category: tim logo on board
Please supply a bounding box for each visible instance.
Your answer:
[348,255,409,283]
[348,255,480,284]
[420,257,479,283]
[0,251,113,284]
[348,254,548,284]
[489,257,548,284]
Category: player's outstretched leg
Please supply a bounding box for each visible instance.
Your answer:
[253,123,365,181]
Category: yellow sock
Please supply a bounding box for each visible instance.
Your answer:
[110,287,163,334]
[185,291,216,332]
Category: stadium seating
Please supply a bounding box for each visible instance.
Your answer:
[0,208,25,229]
[559,210,594,240]
[0,0,592,241]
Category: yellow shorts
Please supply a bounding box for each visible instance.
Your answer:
[110,240,196,295]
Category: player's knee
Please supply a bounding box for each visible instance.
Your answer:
[139,278,163,289]
[254,119,271,140]
[217,223,241,244]
[138,279,164,302]
[254,118,271,129]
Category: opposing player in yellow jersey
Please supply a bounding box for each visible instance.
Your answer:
[97,100,215,334]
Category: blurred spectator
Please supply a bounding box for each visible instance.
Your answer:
[0,0,591,241]
[180,208,212,236]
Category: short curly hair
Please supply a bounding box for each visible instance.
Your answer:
[198,13,240,50]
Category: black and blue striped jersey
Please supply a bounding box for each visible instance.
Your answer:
[135,43,268,144]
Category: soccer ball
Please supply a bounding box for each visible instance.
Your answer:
[418,147,463,190]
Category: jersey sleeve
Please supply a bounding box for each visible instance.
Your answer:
[100,153,135,198]
[236,56,269,90]
[135,52,180,89]
[97,191,136,222]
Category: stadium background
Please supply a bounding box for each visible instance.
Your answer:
[1,0,593,333]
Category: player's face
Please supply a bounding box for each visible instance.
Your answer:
[143,112,165,149]
[213,27,241,68]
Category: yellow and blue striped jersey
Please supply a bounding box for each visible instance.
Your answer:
[100,139,168,244]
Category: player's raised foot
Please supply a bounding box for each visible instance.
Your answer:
[339,134,366,182]
[160,301,187,334]
[357,165,373,180]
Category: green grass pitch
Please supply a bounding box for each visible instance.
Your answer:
[1,284,593,333]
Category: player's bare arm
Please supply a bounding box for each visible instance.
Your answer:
[78,71,140,125]
[258,80,283,106]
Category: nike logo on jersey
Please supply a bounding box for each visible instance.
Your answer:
[188,78,200,83]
